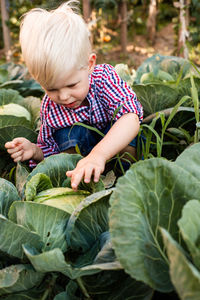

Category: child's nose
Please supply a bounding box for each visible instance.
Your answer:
[59,88,69,100]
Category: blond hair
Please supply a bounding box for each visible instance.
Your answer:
[20,1,91,89]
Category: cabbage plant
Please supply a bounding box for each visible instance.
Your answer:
[109,142,200,299]
[0,89,40,175]
[0,63,44,97]
[0,89,39,149]
[115,63,136,86]
[0,103,31,121]
[134,54,192,84]
[119,54,200,117]
[0,153,153,299]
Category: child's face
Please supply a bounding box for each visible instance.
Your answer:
[44,54,96,109]
[44,67,90,109]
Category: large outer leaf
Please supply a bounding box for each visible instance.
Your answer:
[15,162,30,199]
[0,178,20,217]
[0,215,43,259]
[8,201,69,252]
[0,125,37,151]
[178,200,200,269]
[132,83,178,116]
[0,89,24,106]
[82,270,154,300]
[109,158,200,292]
[0,80,23,90]
[0,115,31,129]
[66,189,113,253]
[175,143,200,181]
[0,264,44,296]
[23,244,122,280]
[161,228,200,300]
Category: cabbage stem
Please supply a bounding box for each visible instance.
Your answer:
[76,277,91,299]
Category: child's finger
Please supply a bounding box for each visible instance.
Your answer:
[93,168,101,183]
[5,141,16,149]
[13,155,23,163]
[70,170,84,191]
[84,167,93,183]
[66,170,73,177]
[11,150,23,160]
[6,143,23,154]
[12,137,26,144]
[5,137,23,148]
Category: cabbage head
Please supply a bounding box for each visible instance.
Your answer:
[33,186,90,213]
[0,103,31,121]
[115,63,136,86]
[25,173,90,213]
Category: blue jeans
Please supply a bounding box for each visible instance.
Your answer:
[53,123,138,156]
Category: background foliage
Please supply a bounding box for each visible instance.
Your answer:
[1,0,200,66]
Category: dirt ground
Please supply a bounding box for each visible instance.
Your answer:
[97,23,175,70]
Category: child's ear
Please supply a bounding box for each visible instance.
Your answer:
[88,53,96,73]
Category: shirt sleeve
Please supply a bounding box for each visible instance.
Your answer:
[29,95,60,168]
[97,64,143,123]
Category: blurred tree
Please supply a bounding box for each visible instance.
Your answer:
[118,0,127,53]
[82,0,91,22]
[147,0,157,45]
[174,0,189,58]
[1,0,11,61]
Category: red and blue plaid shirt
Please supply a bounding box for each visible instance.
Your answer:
[31,64,143,166]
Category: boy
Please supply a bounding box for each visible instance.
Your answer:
[5,1,143,191]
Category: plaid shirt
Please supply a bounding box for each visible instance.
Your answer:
[31,64,143,166]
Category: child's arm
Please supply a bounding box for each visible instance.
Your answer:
[66,113,140,190]
[5,138,44,163]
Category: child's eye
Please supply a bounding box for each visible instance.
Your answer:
[47,89,56,92]
[67,83,77,88]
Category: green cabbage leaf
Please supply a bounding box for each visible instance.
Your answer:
[161,228,200,300]
[109,148,200,292]
[0,264,44,296]
[0,103,31,121]
[0,89,37,151]
[0,178,20,217]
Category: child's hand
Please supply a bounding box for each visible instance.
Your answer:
[5,137,35,162]
[66,153,106,191]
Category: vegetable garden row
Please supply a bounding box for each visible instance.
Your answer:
[1,54,200,299]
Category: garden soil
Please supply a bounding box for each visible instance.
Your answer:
[97,23,175,70]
